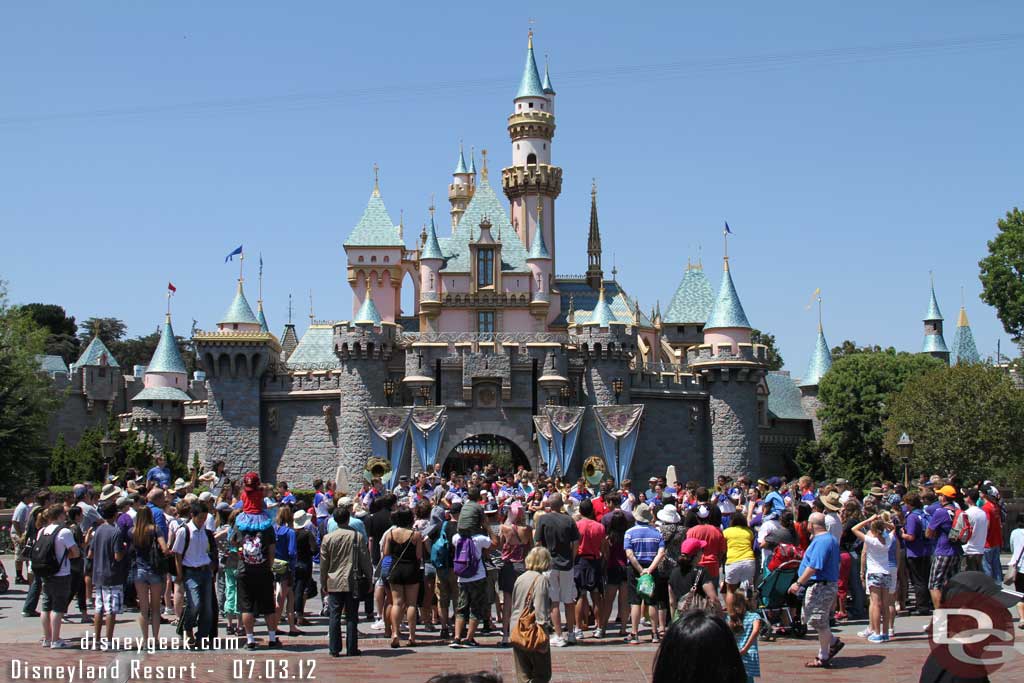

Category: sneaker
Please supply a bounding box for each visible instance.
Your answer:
[22,611,40,618]
[882,634,892,642]
[641,617,651,628]
[857,628,874,638]
[50,639,72,649]
[572,628,584,641]
[245,642,258,650]
[550,635,568,648]
[593,627,604,639]
[370,619,386,631]
[439,626,450,640]
[448,639,466,649]
[627,635,641,646]
[867,634,886,644]
[40,639,51,648]
[267,639,283,649]
[462,638,480,648]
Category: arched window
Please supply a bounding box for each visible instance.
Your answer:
[527,153,537,165]
[371,255,377,263]
[358,255,364,263]
[383,255,389,263]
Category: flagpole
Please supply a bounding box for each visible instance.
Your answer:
[239,251,245,283]
[817,292,823,331]
[258,253,264,303]
[167,289,172,318]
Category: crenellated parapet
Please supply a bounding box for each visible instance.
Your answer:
[507,111,556,141]
[333,320,399,361]
[501,164,563,201]
[687,342,769,370]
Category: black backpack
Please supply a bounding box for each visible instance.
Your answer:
[31,528,68,578]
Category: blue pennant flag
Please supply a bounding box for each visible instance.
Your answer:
[724,221,733,234]
[224,245,243,262]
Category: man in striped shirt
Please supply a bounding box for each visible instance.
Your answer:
[623,504,666,644]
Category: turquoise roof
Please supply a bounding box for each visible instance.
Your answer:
[925,285,943,321]
[922,334,949,354]
[454,147,469,175]
[420,215,445,261]
[516,35,545,99]
[438,179,529,273]
[766,371,809,421]
[664,266,714,324]
[37,354,68,376]
[555,280,654,327]
[72,336,120,371]
[133,386,191,403]
[542,61,555,94]
[219,283,261,326]
[146,317,188,375]
[256,304,269,333]
[799,327,832,387]
[586,288,616,327]
[467,151,476,174]
[344,190,404,247]
[705,263,751,329]
[354,293,383,325]
[950,311,980,365]
[286,325,338,368]
[526,209,551,260]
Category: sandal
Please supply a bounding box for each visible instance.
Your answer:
[390,638,400,649]
[805,658,831,668]
[829,639,845,658]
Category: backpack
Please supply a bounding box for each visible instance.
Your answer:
[947,506,973,546]
[430,530,452,569]
[452,535,480,578]
[768,543,805,571]
[31,527,68,578]
[240,531,267,566]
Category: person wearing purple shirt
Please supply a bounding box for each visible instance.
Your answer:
[901,492,933,614]
[925,486,961,609]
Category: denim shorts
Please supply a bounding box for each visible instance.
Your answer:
[132,566,166,586]
[866,572,891,590]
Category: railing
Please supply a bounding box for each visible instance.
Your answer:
[403,332,571,345]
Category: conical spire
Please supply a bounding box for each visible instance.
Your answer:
[220,280,261,326]
[146,315,188,374]
[704,258,751,329]
[421,213,445,261]
[454,143,469,175]
[71,335,120,371]
[925,280,943,321]
[586,286,615,328]
[468,146,477,175]
[665,267,714,324]
[800,327,832,387]
[950,304,981,365]
[516,30,545,99]
[527,204,551,260]
[542,55,555,94]
[256,301,269,333]
[354,290,383,325]
[344,170,403,247]
[586,180,603,290]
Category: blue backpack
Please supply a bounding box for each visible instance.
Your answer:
[430,531,452,569]
[452,535,480,578]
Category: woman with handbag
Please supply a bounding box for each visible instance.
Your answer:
[131,505,170,640]
[669,538,719,618]
[382,506,423,648]
[510,546,552,683]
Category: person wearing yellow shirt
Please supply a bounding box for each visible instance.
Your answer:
[722,511,756,613]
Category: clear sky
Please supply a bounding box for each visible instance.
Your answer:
[3,1,1022,376]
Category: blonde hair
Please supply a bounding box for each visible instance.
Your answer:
[525,546,552,572]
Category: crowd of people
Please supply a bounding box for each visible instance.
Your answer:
[7,456,1024,681]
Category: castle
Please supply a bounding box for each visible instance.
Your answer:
[37,33,988,488]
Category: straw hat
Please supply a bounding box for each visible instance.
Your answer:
[819,491,842,511]
[656,504,681,524]
[293,509,309,529]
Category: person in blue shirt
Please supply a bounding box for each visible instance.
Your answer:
[146,488,169,538]
[326,497,367,541]
[788,512,843,669]
[278,482,296,507]
[762,477,787,516]
[623,504,666,645]
[273,506,301,637]
[146,455,172,490]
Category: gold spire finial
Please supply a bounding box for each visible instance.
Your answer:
[528,25,534,49]
[480,149,488,181]
[958,286,969,327]
[372,163,380,197]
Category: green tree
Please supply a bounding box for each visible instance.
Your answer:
[979,207,1024,342]
[22,303,79,364]
[0,282,61,494]
[817,350,941,483]
[830,340,895,361]
[884,364,1024,483]
[750,328,784,370]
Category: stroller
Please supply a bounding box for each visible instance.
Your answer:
[756,544,806,641]
[0,558,9,594]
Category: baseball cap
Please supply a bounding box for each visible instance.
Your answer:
[936,485,957,497]
[680,538,707,556]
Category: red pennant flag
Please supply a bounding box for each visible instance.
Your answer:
[168,282,177,293]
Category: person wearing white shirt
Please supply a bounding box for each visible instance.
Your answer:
[851,515,895,643]
[171,502,215,645]
[1008,514,1024,626]
[37,505,81,649]
[962,489,989,572]
[11,489,33,584]
[449,532,493,648]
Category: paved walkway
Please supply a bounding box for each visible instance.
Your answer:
[2,553,1023,682]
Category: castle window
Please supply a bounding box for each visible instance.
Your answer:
[540,103,544,110]
[233,324,238,330]
[477,311,495,334]
[147,401,153,408]
[383,255,389,263]
[358,256,364,263]
[517,103,521,111]
[527,153,537,165]
[477,248,494,287]
[371,255,377,263]
[528,102,534,108]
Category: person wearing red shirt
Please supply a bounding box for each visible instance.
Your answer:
[685,505,726,589]
[591,490,608,520]
[982,487,1004,582]
[573,499,608,640]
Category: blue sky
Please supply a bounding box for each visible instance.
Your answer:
[2,1,1022,375]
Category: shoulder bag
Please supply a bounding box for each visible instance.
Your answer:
[510,575,549,653]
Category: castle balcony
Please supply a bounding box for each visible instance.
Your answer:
[118,412,133,432]
[687,342,768,367]
[436,291,532,309]
[402,331,570,355]
[501,164,562,200]
[402,249,419,263]
[628,367,707,399]
[183,400,208,421]
[506,111,556,141]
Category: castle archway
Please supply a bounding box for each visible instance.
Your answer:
[442,434,530,476]
[438,420,536,474]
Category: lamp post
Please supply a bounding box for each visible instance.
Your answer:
[897,432,914,488]
[100,433,117,481]
[418,385,430,405]
[546,395,557,407]
[383,378,396,407]
[560,385,571,406]
[612,377,624,405]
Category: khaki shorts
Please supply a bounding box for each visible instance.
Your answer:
[435,568,458,609]
[803,581,838,630]
[545,568,577,605]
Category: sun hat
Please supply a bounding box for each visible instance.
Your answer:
[293,509,309,529]
[99,484,122,501]
[868,486,885,497]
[657,504,681,524]
[680,538,707,557]
[198,491,213,502]
[835,478,849,486]
[172,477,188,491]
[634,503,654,523]
[115,495,131,507]
[936,485,957,498]
[819,491,842,511]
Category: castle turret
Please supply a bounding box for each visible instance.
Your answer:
[663,259,715,361]
[688,251,766,478]
[194,277,280,478]
[418,209,445,330]
[344,168,404,324]
[502,31,562,268]
[586,181,603,291]
[448,143,475,230]
[333,288,398,484]
[526,204,552,329]
[541,55,556,113]
[921,280,950,364]
[798,301,832,440]
[132,312,191,455]
[950,299,981,365]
